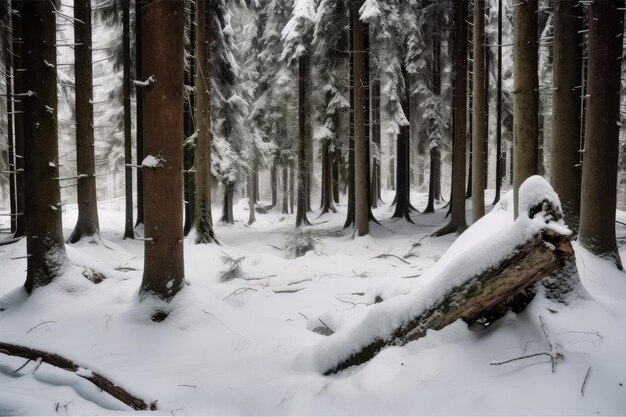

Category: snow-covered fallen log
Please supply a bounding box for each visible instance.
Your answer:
[302,176,575,375]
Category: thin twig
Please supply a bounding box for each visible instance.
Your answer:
[222,287,258,301]
[490,352,553,366]
[370,253,410,264]
[26,321,56,334]
[201,309,249,342]
[581,366,592,397]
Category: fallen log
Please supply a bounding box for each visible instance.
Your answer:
[0,342,156,410]
[307,176,576,375]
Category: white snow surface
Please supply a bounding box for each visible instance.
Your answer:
[1,186,625,415]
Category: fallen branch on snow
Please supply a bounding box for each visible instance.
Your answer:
[0,342,156,410]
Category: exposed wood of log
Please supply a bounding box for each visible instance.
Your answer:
[323,228,574,375]
[0,342,156,410]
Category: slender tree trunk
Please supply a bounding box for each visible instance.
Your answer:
[579,0,624,270]
[424,144,441,213]
[270,161,277,209]
[135,0,144,228]
[220,187,234,224]
[296,53,311,227]
[254,171,260,204]
[371,69,382,208]
[4,13,16,234]
[183,0,196,237]
[12,6,24,238]
[332,150,340,204]
[123,0,134,239]
[282,166,289,214]
[289,165,295,214]
[471,0,486,222]
[320,141,337,214]
[550,0,582,235]
[353,0,369,236]
[492,0,503,205]
[434,0,468,236]
[466,2,473,201]
[193,0,217,243]
[344,12,355,229]
[22,0,67,292]
[512,0,538,218]
[391,65,414,222]
[247,174,256,225]
[69,0,100,244]
[140,0,185,301]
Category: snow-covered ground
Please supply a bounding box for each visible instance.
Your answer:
[1,189,625,415]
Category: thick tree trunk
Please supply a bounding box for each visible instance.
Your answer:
[550,0,582,235]
[579,0,624,270]
[471,0,486,222]
[512,0,538,218]
[69,0,100,244]
[140,0,185,301]
[22,0,67,292]
[123,0,134,239]
[0,342,156,411]
[296,54,311,227]
[322,222,574,375]
[492,0,503,205]
[135,0,144,228]
[353,0,369,236]
[392,64,414,222]
[193,0,217,243]
[434,0,468,236]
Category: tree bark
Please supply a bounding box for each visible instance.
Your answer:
[344,12,355,229]
[270,161,277,209]
[471,0,486,222]
[247,174,256,225]
[135,0,144,228]
[296,54,311,227]
[371,62,382,208]
[12,5,24,238]
[183,0,196,238]
[353,0,369,236]
[282,166,289,214]
[492,0,503,205]
[322,226,574,375]
[69,0,100,244]
[579,0,624,270]
[424,144,441,214]
[550,0,582,235]
[123,0,134,239]
[22,0,67,292]
[434,0,468,236]
[140,0,185,301]
[193,0,217,243]
[320,141,337,215]
[4,12,16,235]
[220,187,234,224]
[0,342,156,411]
[512,0,538,218]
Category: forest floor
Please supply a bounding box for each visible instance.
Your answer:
[0,189,625,415]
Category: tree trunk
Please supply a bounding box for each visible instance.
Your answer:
[424,144,441,213]
[434,0,468,236]
[140,0,185,301]
[12,6,24,238]
[296,53,311,227]
[550,0,582,235]
[22,0,67,292]
[371,64,382,208]
[123,0,134,239]
[466,3,473,201]
[471,0,486,223]
[270,161,277,209]
[220,187,235,224]
[320,141,337,214]
[332,150,340,204]
[289,165,295,214]
[353,0,369,236]
[135,0,144,228]
[344,12,355,229]
[193,0,217,243]
[4,13,16,235]
[282,166,289,214]
[492,0,503,205]
[69,0,100,244]
[247,174,256,225]
[579,0,624,270]
[322,221,574,375]
[512,0,538,218]
[183,0,196,237]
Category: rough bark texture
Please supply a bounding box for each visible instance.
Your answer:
[123,0,134,239]
[434,0,467,236]
[371,75,381,208]
[140,0,185,300]
[69,0,100,243]
[344,13,355,229]
[353,0,369,236]
[0,342,156,411]
[4,12,16,234]
[183,0,196,237]
[22,0,67,293]
[512,0,538,218]
[193,0,217,244]
[578,0,624,269]
[551,0,582,235]
[323,228,574,375]
[135,0,144,228]
[471,0,486,222]
[492,0,503,205]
